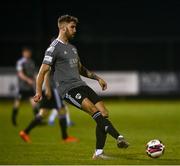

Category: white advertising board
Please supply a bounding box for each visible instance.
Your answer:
[81,71,139,96]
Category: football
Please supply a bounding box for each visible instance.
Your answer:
[146,139,165,158]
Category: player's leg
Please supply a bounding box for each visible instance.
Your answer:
[65,87,109,157]
[65,86,128,159]
[82,98,129,159]
[30,96,47,125]
[65,105,75,127]
[58,106,78,142]
[24,108,48,134]
[93,102,108,158]
[64,86,112,158]
[29,97,39,115]
[57,107,67,139]
[19,108,48,142]
[48,108,58,125]
[95,101,129,148]
[83,86,128,150]
[80,98,113,159]
[83,86,128,148]
[53,88,78,142]
[52,88,67,139]
[85,88,108,156]
[48,103,74,127]
[12,98,20,126]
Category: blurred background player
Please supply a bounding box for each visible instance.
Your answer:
[48,104,75,126]
[19,69,78,143]
[11,46,38,126]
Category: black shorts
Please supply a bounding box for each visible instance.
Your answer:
[39,88,64,110]
[64,85,101,109]
[16,89,34,100]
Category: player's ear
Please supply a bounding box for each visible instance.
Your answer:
[60,23,67,32]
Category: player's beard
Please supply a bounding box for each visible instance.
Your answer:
[65,28,75,40]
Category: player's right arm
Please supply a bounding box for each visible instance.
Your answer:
[33,64,50,102]
[34,41,57,102]
[44,70,52,99]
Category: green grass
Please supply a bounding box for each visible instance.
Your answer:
[0,99,180,165]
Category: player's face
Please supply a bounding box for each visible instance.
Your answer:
[23,50,32,59]
[65,21,77,39]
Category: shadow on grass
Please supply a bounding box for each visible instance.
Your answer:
[108,152,180,163]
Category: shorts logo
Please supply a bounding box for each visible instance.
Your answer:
[75,93,82,100]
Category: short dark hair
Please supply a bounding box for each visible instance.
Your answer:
[22,46,32,52]
[58,14,78,28]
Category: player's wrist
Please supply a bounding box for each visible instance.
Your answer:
[26,78,32,83]
[36,89,42,96]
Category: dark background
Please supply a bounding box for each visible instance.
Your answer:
[1,0,180,71]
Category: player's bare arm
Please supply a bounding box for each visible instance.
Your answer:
[44,70,52,99]
[78,61,107,90]
[33,64,51,102]
[18,71,34,85]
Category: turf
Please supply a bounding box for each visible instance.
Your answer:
[0,99,180,165]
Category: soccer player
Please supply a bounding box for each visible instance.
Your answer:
[12,46,38,126]
[48,97,75,127]
[33,15,129,159]
[19,70,78,143]
[47,37,75,127]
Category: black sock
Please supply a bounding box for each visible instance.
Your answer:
[96,125,107,149]
[92,111,120,140]
[12,107,18,126]
[104,118,120,139]
[24,115,42,134]
[59,115,68,139]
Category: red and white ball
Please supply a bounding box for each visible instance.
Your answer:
[146,139,165,158]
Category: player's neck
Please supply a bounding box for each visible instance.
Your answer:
[57,34,68,44]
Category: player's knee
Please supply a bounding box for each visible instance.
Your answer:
[82,98,98,114]
[90,105,98,113]
[39,109,48,118]
[31,101,37,108]
[102,111,109,117]
[84,105,98,115]
[58,107,66,116]
[98,108,109,117]
[14,100,20,108]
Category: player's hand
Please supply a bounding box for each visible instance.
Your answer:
[27,78,34,85]
[98,78,107,91]
[33,93,42,102]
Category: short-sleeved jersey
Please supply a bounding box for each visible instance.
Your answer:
[16,57,36,90]
[42,39,86,98]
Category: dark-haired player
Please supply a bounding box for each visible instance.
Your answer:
[12,47,38,126]
[19,70,78,143]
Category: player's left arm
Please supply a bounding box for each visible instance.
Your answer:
[78,61,107,90]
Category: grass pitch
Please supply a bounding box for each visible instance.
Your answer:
[0,99,180,165]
